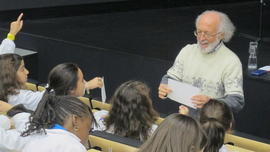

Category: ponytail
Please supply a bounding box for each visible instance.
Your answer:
[201,118,225,152]
[200,99,234,152]
[21,94,58,136]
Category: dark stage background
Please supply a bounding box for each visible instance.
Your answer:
[0,0,270,141]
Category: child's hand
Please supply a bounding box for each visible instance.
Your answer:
[178,105,189,115]
[85,77,103,90]
[9,13,24,36]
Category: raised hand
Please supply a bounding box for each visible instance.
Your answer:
[9,13,24,36]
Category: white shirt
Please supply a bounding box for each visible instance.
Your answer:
[8,90,45,111]
[0,113,32,152]
[12,112,31,132]
[0,115,11,130]
[22,129,87,152]
[0,39,15,54]
[0,128,31,152]
[0,128,32,152]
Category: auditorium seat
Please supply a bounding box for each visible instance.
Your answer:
[78,96,91,107]
[91,99,111,111]
[224,133,270,152]
[89,131,141,152]
[87,149,101,152]
[156,117,164,125]
[37,85,46,91]
[225,144,254,152]
[25,82,37,91]
[79,97,111,110]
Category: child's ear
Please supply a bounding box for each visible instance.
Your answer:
[69,89,76,96]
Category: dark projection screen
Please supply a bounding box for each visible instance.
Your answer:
[0,0,127,11]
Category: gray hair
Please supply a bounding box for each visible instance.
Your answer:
[195,10,236,42]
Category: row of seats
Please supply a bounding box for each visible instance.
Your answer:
[25,82,270,152]
[88,131,268,152]
[90,132,270,152]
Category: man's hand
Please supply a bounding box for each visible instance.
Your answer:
[85,77,103,90]
[158,84,172,99]
[191,95,210,108]
[9,13,23,36]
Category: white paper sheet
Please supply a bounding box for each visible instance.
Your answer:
[167,79,200,109]
[101,77,106,103]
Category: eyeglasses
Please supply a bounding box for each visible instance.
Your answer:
[194,30,221,38]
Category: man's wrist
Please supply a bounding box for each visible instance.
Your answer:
[7,33,15,41]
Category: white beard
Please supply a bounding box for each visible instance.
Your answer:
[197,39,221,54]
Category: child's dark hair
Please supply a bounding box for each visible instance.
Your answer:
[21,94,94,137]
[0,53,23,101]
[200,99,234,152]
[7,104,33,117]
[47,63,80,95]
[105,80,158,141]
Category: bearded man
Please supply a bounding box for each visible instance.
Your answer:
[158,10,244,114]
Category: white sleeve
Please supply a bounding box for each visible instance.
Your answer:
[149,124,158,135]
[8,90,46,111]
[220,56,244,112]
[0,39,16,54]
[0,115,11,130]
[93,110,108,131]
[12,112,31,132]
